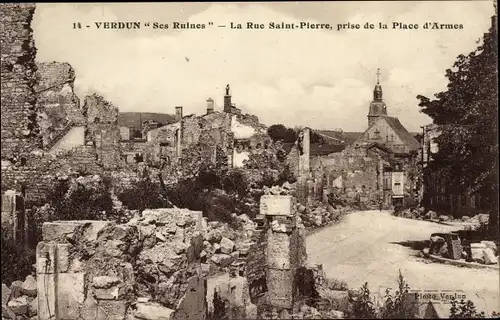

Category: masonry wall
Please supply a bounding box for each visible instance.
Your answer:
[1,146,102,203]
[312,147,384,208]
[36,61,84,148]
[1,3,40,159]
[83,93,119,124]
[83,95,123,169]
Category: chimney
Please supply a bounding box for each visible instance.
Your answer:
[175,106,183,122]
[206,98,214,114]
[224,84,232,113]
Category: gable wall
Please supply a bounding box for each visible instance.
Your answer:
[359,118,404,146]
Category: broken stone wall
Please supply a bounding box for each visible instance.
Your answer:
[316,147,381,206]
[1,3,41,159]
[84,94,123,170]
[181,115,203,146]
[83,93,119,125]
[36,208,207,320]
[1,146,102,203]
[36,61,84,148]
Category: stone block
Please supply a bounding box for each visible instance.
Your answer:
[93,276,121,289]
[95,287,120,300]
[54,272,85,318]
[21,275,37,297]
[7,296,28,315]
[211,254,234,267]
[481,241,498,254]
[42,221,84,242]
[135,302,174,320]
[111,225,132,241]
[80,297,98,320]
[220,237,235,254]
[483,248,498,264]
[228,276,251,307]
[2,283,11,307]
[260,195,294,216]
[201,263,211,274]
[471,243,487,262]
[36,242,72,274]
[97,300,128,320]
[37,273,55,320]
[266,268,295,309]
[29,269,84,319]
[104,240,125,257]
[175,275,206,320]
[267,232,292,270]
[190,211,204,231]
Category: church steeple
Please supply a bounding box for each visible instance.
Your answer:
[373,68,383,101]
[368,68,388,127]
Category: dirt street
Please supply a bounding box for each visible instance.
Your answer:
[306,210,500,315]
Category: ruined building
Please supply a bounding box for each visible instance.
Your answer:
[1,3,143,204]
[145,84,271,170]
[311,70,422,208]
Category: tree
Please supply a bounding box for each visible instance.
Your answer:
[417,20,498,235]
[267,124,297,143]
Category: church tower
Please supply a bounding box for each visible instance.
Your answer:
[367,68,388,127]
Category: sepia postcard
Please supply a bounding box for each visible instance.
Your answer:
[1,1,498,319]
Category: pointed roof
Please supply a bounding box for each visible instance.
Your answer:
[382,116,421,151]
[355,116,420,153]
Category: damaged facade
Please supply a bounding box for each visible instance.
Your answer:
[144,85,271,171]
[0,3,144,203]
[310,74,421,208]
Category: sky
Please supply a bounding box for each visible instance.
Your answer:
[32,1,495,132]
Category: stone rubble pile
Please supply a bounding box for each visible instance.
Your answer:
[1,276,38,320]
[299,201,352,230]
[469,241,498,265]
[262,181,295,196]
[424,233,498,266]
[35,207,208,320]
[202,214,258,275]
[400,207,492,227]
